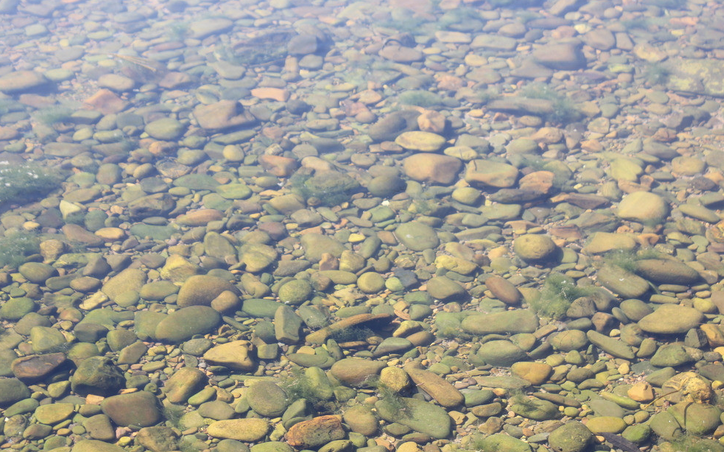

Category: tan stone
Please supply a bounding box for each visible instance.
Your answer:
[203,341,255,371]
[176,209,224,226]
[511,362,552,385]
[395,131,446,152]
[207,418,269,441]
[403,154,462,184]
[94,228,126,241]
[404,364,464,408]
[259,155,298,177]
[251,87,290,102]
[84,89,128,115]
[627,381,655,403]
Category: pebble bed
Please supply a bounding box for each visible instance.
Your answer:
[2,0,724,452]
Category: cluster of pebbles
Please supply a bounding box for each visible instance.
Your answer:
[3,0,724,452]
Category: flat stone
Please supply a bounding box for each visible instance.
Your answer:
[395,131,446,152]
[203,341,254,371]
[207,418,269,441]
[638,305,704,334]
[286,415,346,448]
[402,154,462,184]
[586,331,635,360]
[102,391,161,427]
[404,364,464,408]
[330,358,386,386]
[462,310,538,335]
[0,71,47,93]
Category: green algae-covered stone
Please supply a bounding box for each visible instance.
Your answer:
[155,306,221,343]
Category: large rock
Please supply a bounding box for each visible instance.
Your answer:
[395,131,447,152]
[286,415,346,448]
[532,42,586,70]
[71,356,124,397]
[617,191,669,224]
[202,341,254,371]
[177,275,237,307]
[634,259,700,285]
[597,264,649,299]
[404,364,464,408]
[465,159,519,188]
[101,391,161,427]
[207,419,269,441]
[375,396,452,439]
[194,100,256,130]
[403,154,462,184]
[155,306,221,343]
[638,305,704,334]
[101,268,146,302]
[246,381,287,417]
[548,421,593,452]
[330,359,386,387]
[0,378,30,407]
[513,234,557,262]
[0,71,48,93]
[395,222,439,251]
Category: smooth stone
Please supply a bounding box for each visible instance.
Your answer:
[583,232,637,254]
[202,341,254,371]
[617,191,668,223]
[278,279,313,304]
[547,421,593,452]
[426,276,466,302]
[395,222,439,251]
[35,402,75,424]
[29,326,66,353]
[402,154,462,184]
[461,310,538,335]
[513,234,557,262]
[510,396,559,421]
[301,233,346,261]
[404,364,464,408]
[0,70,47,93]
[549,330,588,351]
[207,418,269,441]
[465,159,519,188]
[477,340,528,367]
[101,268,147,302]
[0,378,30,406]
[586,417,627,434]
[154,306,221,343]
[395,131,446,152]
[18,262,57,284]
[330,359,386,387]
[375,396,451,439]
[485,276,522,305]
[650,344,695,367]
[634,259,700,285]
[511,362,552,385]
[11,352,67,381]
[586,331,635,359]
[479,433,532,452]
[597,265,649,298]
[163,367,207,404]
[247,381,287,417]
[638,305,704,334]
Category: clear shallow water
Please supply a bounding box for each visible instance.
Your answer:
[1,0,724,451]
